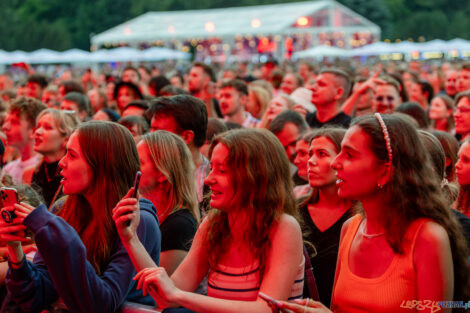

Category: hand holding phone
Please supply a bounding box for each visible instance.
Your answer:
[124,171,141,227]
[0,187,18,224]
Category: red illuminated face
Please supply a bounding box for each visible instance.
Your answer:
[373,84,401,114]
[188,66,208,94]
[331,126,385,200]
[455,97,470,138]
[26,82,43,99]
[204,143,235,211]
[34,113,66,155]
[137,141,163,193]
[444,70,458,97]
[117,86,137,112]
[41,91,58,108]
[457,69,470,93]
[280,74,300,95]
[276,122,300,163]
[294,140,309,180]
[309,73,338,107]
[59,132,94,195]
[307,137,338,188]
[456,141,470,186]
[122,69,140,85]
[429,97,450,121]
[218,87,244,118]
[1,112,33,149]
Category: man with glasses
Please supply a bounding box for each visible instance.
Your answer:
[373,76,402,114]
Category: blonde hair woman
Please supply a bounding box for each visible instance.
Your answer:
[136,130,200,275]
[23,108,80,207]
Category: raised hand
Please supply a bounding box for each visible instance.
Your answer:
[112,187,140,243]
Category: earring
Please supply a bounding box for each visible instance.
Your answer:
[377,183,383,189]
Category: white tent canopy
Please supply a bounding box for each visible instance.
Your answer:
[0,47,190,64]
[294,45,348,58]
[91,0,380,48]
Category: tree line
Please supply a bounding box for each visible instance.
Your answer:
[1,0,469,51]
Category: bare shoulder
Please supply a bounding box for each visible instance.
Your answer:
[415,220,450,247]
[339,214,360,243]
[273,214,302,236]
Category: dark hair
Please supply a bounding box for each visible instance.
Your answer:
[9,97,47,128]
[148,75,170,97]
[354,114,470,301]
[389,72,410,102]
[417,80,434,104]
[395,101,430,129]
[224,121,243,130]
[206,117,227,142]
[418,131,459,205]
[123,100,149,112]
[159,85,188,97]
[59,80,84,95]
[431,130,459,182]
[122,66,140,80]
[192,62,216,82]
[220,79,249,96]
[119,115,149,135]
[454,89,470,106]
[146,95,207,147]
[64,92,91,117]
[298,127,347,208]
[113,82,143,101]
[27,74,48,89]
[269,110,309,136]
[99,108,120,122]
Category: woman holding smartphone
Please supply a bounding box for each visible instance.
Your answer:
[113,128,305,313]
[0,121,161,312]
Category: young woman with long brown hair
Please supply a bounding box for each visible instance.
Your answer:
[113,128,305,313]
[0,121,161,312]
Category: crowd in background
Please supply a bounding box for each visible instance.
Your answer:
[0,56,468,312]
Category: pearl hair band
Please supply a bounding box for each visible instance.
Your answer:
[374,113,393,168]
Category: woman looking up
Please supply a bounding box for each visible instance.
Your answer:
[1,121,161,312]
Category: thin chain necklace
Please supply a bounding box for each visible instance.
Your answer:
[360,219,385,238]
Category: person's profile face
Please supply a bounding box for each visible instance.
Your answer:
[59,132,94,196]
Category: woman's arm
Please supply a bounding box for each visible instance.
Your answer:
[21,203,160,313]
[413,221,454,312]
[159,250,187,276]
[137,214,304,313]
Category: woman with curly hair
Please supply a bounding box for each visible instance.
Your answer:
[114,128,305,312]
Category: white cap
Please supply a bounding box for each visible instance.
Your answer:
[290,87,316,113]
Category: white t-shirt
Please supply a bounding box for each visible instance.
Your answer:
[1,154,42,184]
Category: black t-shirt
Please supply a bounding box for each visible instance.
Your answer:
[305,111,351,129]
[31,161,62,208]
[160,208,197,252]
[300,204,353,307]
[452,209,470,249]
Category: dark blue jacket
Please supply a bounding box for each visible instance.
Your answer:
[5,198,161,313]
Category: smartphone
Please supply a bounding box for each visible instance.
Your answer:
[0,187,18,223]
[258,292,292,313]
[124,172,141,227]
[132,171,141,198]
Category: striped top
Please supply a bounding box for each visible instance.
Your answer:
[207,257,305,301]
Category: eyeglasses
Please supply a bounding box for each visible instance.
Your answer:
[375,96,396,102]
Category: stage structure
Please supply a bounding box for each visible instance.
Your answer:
[91,0,380,62]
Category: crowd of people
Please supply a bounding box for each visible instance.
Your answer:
[0,57,468,312]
